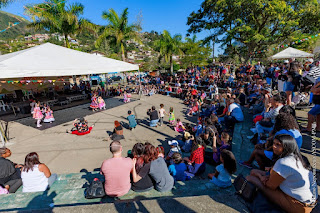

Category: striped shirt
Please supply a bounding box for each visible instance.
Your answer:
[307,66,320,79]
[264,105,283,123]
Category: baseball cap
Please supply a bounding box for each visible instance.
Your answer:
[284,60,289,63]
[275,67,280,71]
[168,140,179,146]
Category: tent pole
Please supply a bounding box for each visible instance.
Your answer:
[0,126,6,147]
[138,69,142,100]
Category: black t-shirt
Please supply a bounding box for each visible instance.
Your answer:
[148,110,159,120]
[131,163,154,191]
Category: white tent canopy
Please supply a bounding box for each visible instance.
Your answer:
[270,47,314,59]
[0,43,139,79]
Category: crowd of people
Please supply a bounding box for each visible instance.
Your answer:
[1,58,319,212]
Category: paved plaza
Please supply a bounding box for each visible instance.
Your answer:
[4,95,193,174]
[1,94,320,213]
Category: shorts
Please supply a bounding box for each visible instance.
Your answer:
[309,104,320,116]
[264,150,273,160]
[285,81,295,92]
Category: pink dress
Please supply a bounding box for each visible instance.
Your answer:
[33,107,43,120]
[90,97,99,109]
[175,121,185,133]
[43,110,55,123]
[98,100,105,109]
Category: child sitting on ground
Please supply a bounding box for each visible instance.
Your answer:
[169,107,175,125]
[175,119,185,133]
[166,140,182,164]
[212,132,231,164]
[181,132,194,153]
[98,96,106,110]
[168,153,188,181]
[127,110,137,130]
[208,150,237,188]
[43,106,55,123]
[183,137,206,178]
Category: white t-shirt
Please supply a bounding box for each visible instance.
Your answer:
[159,108,166,117]
[273,155,317,204]
[228,103,244,121]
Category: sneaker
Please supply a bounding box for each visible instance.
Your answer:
[238,160,253,169]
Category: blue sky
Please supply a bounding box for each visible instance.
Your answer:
[2,0,221,55]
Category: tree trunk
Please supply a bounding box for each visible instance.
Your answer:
[122,51,126,61]
[64,34,70,48]
[170,56,173,73]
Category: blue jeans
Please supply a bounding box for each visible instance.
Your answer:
[149,119,159,127]
[256,121,273,134]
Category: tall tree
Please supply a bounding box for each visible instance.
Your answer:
[155,30,183,73]
[181,35,211,67]
[95,8,141,61]
[0,0,13,8]
[25,0,96,48]
[187,0,318,61]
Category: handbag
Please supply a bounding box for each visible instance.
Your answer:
[233,174,257,202]
[84,178,106,199]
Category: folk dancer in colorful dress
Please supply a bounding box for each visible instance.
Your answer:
[43,106,55,123]
[90,93,99,111]
[33,102,43,128]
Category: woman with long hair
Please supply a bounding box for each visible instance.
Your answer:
[240,112,302,170]
[247,134,317,213]
[130,143,154,192]
[143,144,174,192]
[21,152,57,192]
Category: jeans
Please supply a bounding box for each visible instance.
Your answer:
[48,173,58,188]
[256,121,273,135]
[224,115,238,130]
[150,119,159,127]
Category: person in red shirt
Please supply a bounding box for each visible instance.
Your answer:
[183,137,206,177]
[191,87,198,96]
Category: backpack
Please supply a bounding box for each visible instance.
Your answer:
[84,178,106,199]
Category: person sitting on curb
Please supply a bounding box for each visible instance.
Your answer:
[0,147,22,193]
[100,141,133,197]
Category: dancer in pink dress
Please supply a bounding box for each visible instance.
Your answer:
[43,106,55,123]
[33,102,43,128]
[90,93,99,111]
[98,96,106,110]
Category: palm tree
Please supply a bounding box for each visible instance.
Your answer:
[95,8,141,61]
[155,30,183,73]
[0,0,14,8]
[25,0,96,48]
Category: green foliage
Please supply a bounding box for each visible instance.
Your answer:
[95,8,141,61]
[187,0,319,61]
[25,0,96,48]
[0,11,33,39]
[180,35,212,67]
[154,30,183,73]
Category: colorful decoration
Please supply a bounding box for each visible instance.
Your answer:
[250,33,320,55]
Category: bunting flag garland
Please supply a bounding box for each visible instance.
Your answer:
[250,33,320,56]
[0,79,60,84]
